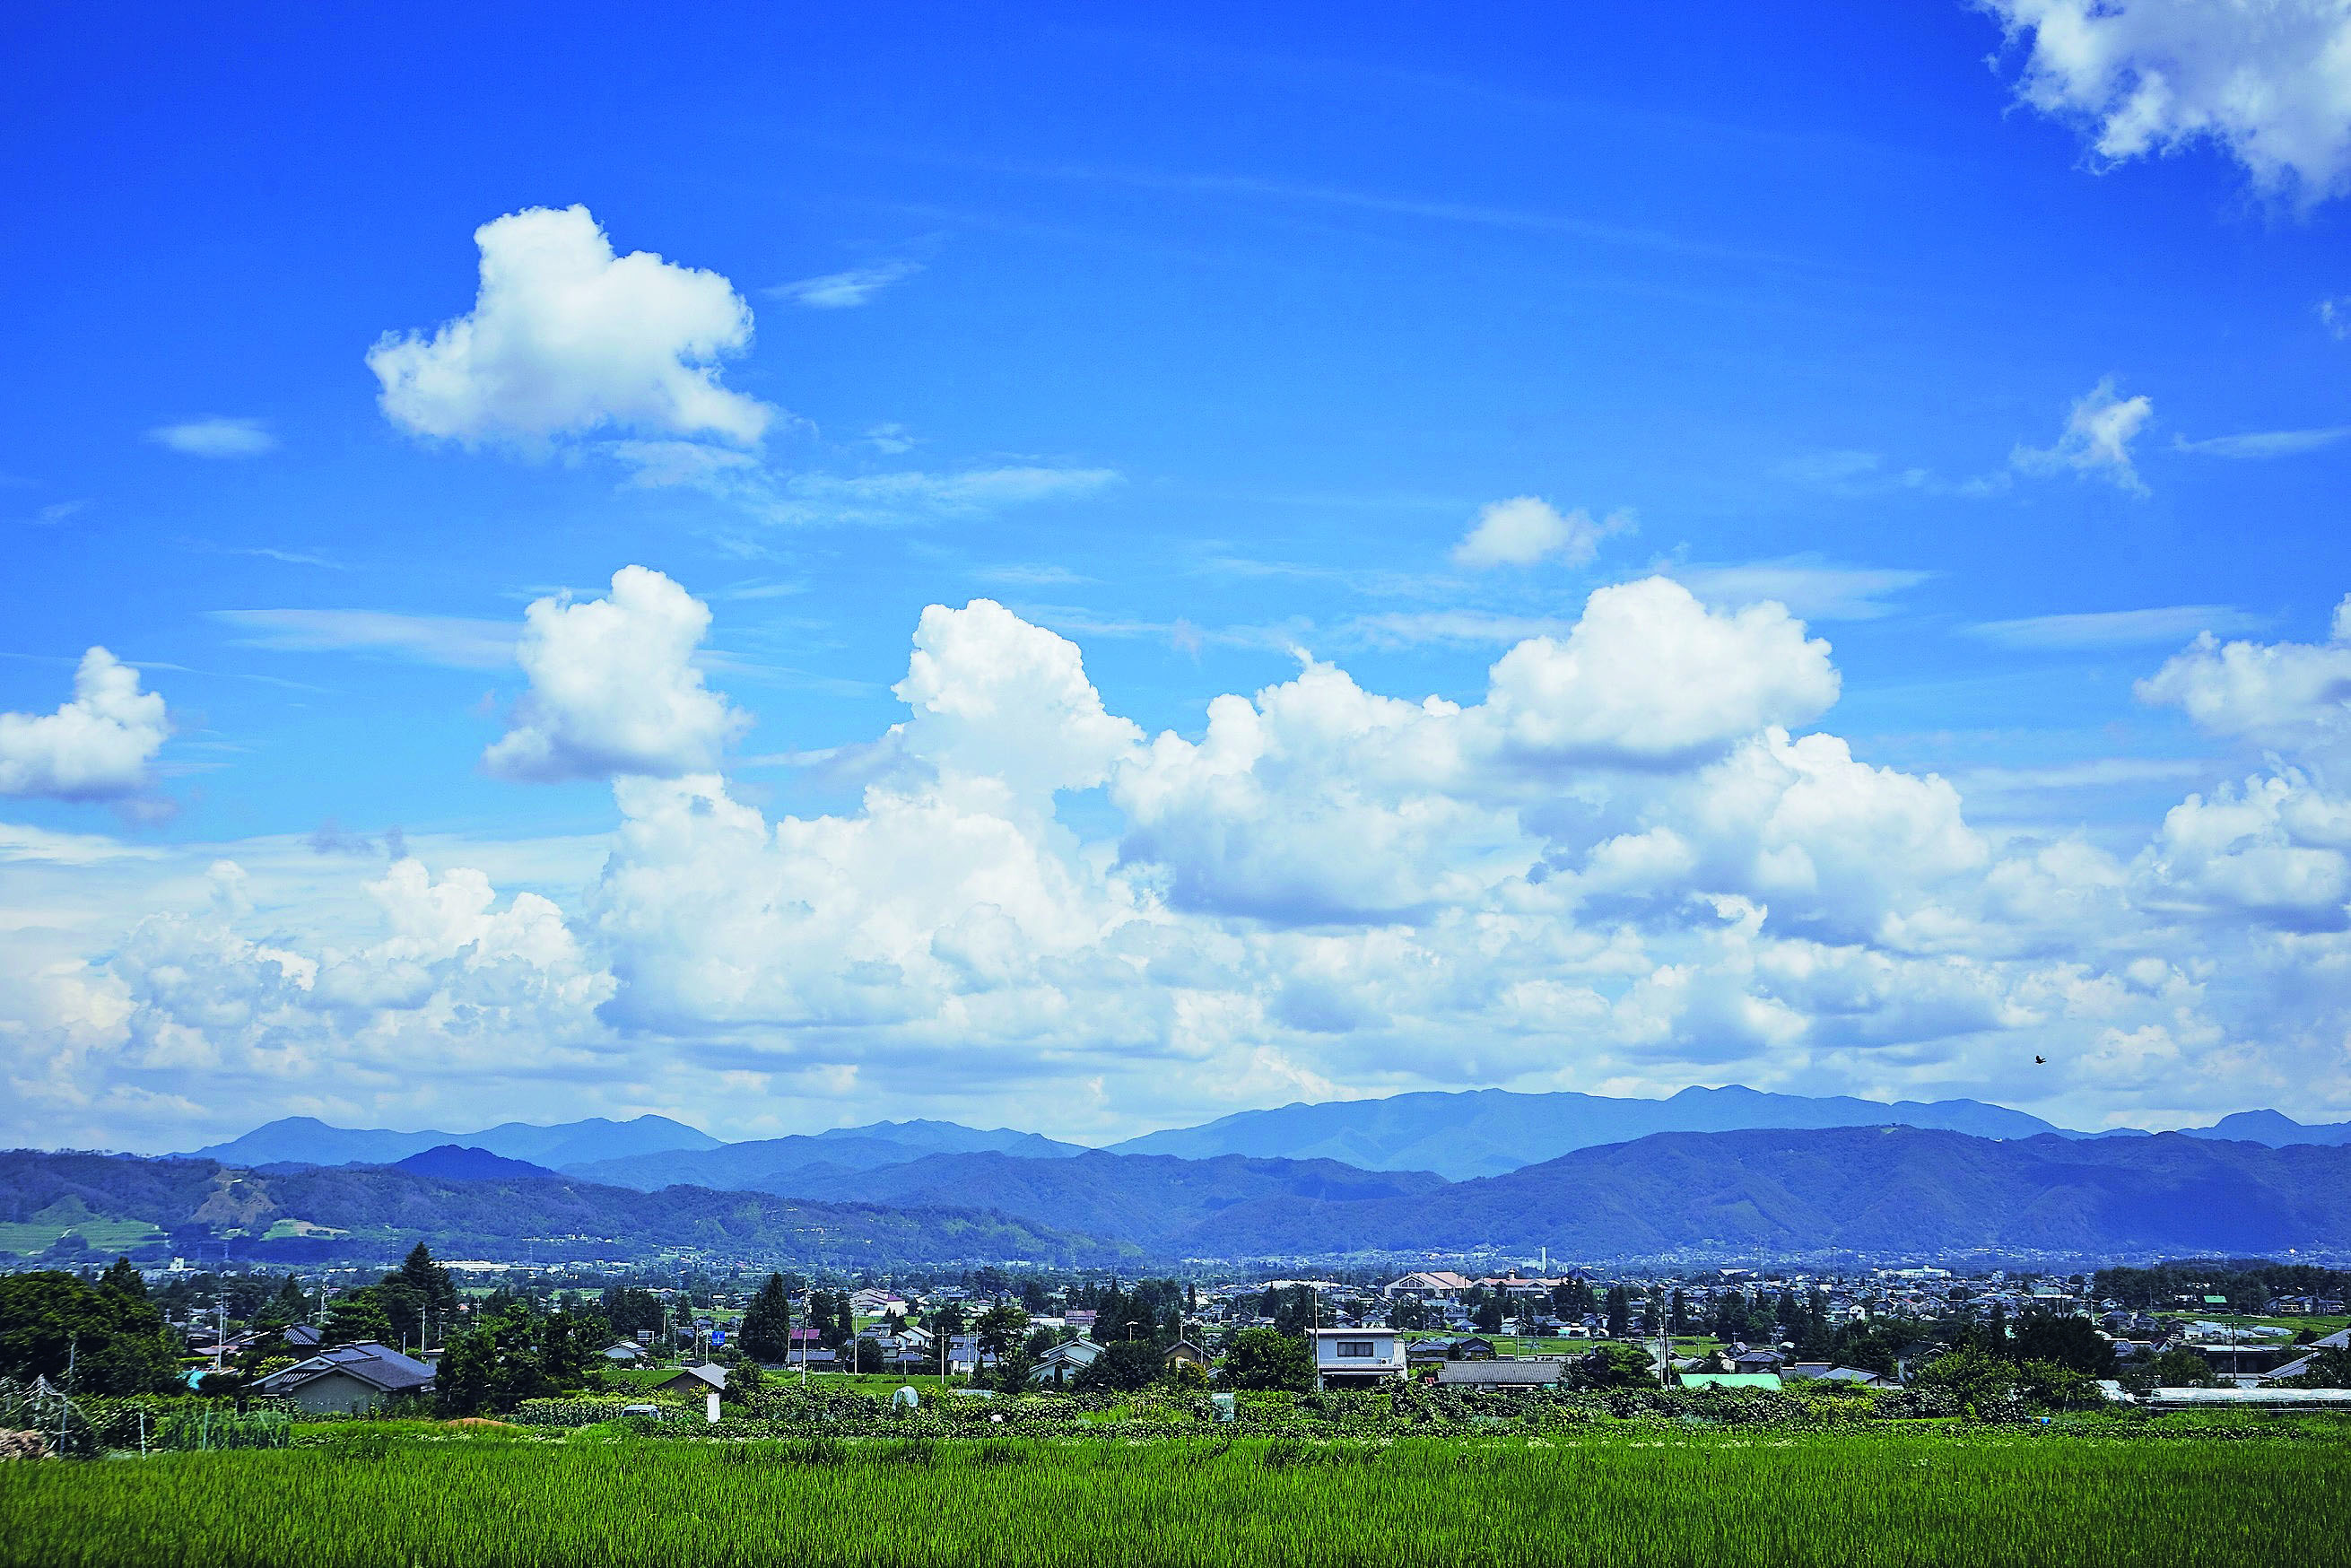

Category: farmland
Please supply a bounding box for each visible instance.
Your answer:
[2,1425,2343,1567]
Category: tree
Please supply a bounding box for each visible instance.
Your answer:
[2277,1345,2351,1389]
[1074,1339,1162,1393]
[974,1302,1031,1361]
[726,1360,766,1398]
[1579,1342,1657,1389]
[0,1269,179,1395]
[321,1288,394,1347]
[1911,1346,2019,1412]
[2008,1314,2117,1376]
[257,1276,311,1329]
[2121,1346,2222,1396]
[1220,1327,1315,1392]
[1473,1296,1504,1335]
[1668,1289,1691,1335]
[1604,1285,1630,1340]
[602,1286,666,1341]
[741,1274,794,1363]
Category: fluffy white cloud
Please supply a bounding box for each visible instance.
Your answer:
[22,574,2351,1146]
[2137,594,2351,751]
[2012,377,2154,491]
[2137,771,2351,928]
[1484,578,1840,764]
[484,567,747,782]
[1451,497,1628,569]
[147,417,276,457]
[368,205,771,447]
[0,649,169,801]
[1981,0,2351,202]
[893,600,1144,802]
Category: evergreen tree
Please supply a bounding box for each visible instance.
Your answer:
[1604,1284,1630,1339]
[1668,1288,1691,1334]
[741,1273,793,1363]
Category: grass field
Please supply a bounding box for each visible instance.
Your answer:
[1,1429,2344,1567]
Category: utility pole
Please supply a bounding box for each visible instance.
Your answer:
[58,1336,75,1456]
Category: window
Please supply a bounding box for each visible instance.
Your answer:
[1336,1340,1376,1358]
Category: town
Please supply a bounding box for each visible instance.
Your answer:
[11,1249,2344,1432]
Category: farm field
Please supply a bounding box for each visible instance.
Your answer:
[2,1428,2345,1568]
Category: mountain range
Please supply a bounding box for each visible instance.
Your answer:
[1174,1128,2351,1259]
[10,1125,2351,1265]
[186,1115,719,1170]
[1108,1085,2072,1179]
[170,1091,2351,1189]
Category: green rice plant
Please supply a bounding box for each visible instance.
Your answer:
[0,1430,2342,1566]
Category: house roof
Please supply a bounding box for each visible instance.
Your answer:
[1680,1372,1783,1390]
[1039,1338,1103,1365]
[658,1363,728,1391]
[1436,1360,1563,1386]
[1786,1363,1884,1384]
[257,1342,434,1396]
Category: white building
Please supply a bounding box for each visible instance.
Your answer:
[1314,1328,1406,1384]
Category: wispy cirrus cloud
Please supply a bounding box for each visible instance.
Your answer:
[1968,605,2268,650]
[210,608,519,669]
[148,417,277,457]
[2173,425,2351,459]
[768,260,923,309]
[1672,558,1932,622]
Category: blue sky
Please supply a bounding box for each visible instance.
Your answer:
[6,2,2351,1151]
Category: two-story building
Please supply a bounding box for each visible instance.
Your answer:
[1313,1327,1406,1386]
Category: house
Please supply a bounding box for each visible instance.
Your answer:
[253,1343,435,1416]
[654,1363,728,1398]
[600,1342,645,1363]
[1435,1359,1563,1389]
[1727,1347,1787,1374]
[1384,1271,1474,1300]
[849,1289,906,1317]
[1785,1363,1887,1387]
[1680,1372,1783,1391]
[283,1324,323,1350]
[1313,1328,1406,1384]
[1031,1339,1104,1387]
[1405,1335,1498,1366]
[1163,1339,1209,1374]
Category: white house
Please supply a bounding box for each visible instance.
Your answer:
[1313,1327,1406,1384]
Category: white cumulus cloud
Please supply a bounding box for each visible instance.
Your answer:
[1451,497,1630,569]
[0,649,169,802]
[368,205,771,448]
[484,567,748,782]
[1981,0,2351,203]
[2012,377,2155,491]
[2137,595,2351,751]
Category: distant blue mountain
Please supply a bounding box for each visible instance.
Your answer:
[2181,1110,2351,1147]
[387,1145,561,1181]
[565,1119,1086,1191]
[1110,1085,2074,1180]
[185,1114,719,1170]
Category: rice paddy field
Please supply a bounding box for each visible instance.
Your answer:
[3,1426,2345,1567]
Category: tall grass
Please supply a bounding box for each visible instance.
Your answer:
[1,1431,2341,1566]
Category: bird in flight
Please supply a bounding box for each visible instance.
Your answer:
[2034,1056,2047,1065]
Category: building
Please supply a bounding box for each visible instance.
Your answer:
[1314,1328,1406,1385]
[1436,1359,1564,1389]
[1785,1363,1888,1387]
[1383,1271,1475,1300]
[1163,1339,1208,1374]
[253,1343,435,1416]
[1680,1372,1784,1391]
[1031,1339,1104,1387]
[654,1363,728,1398]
